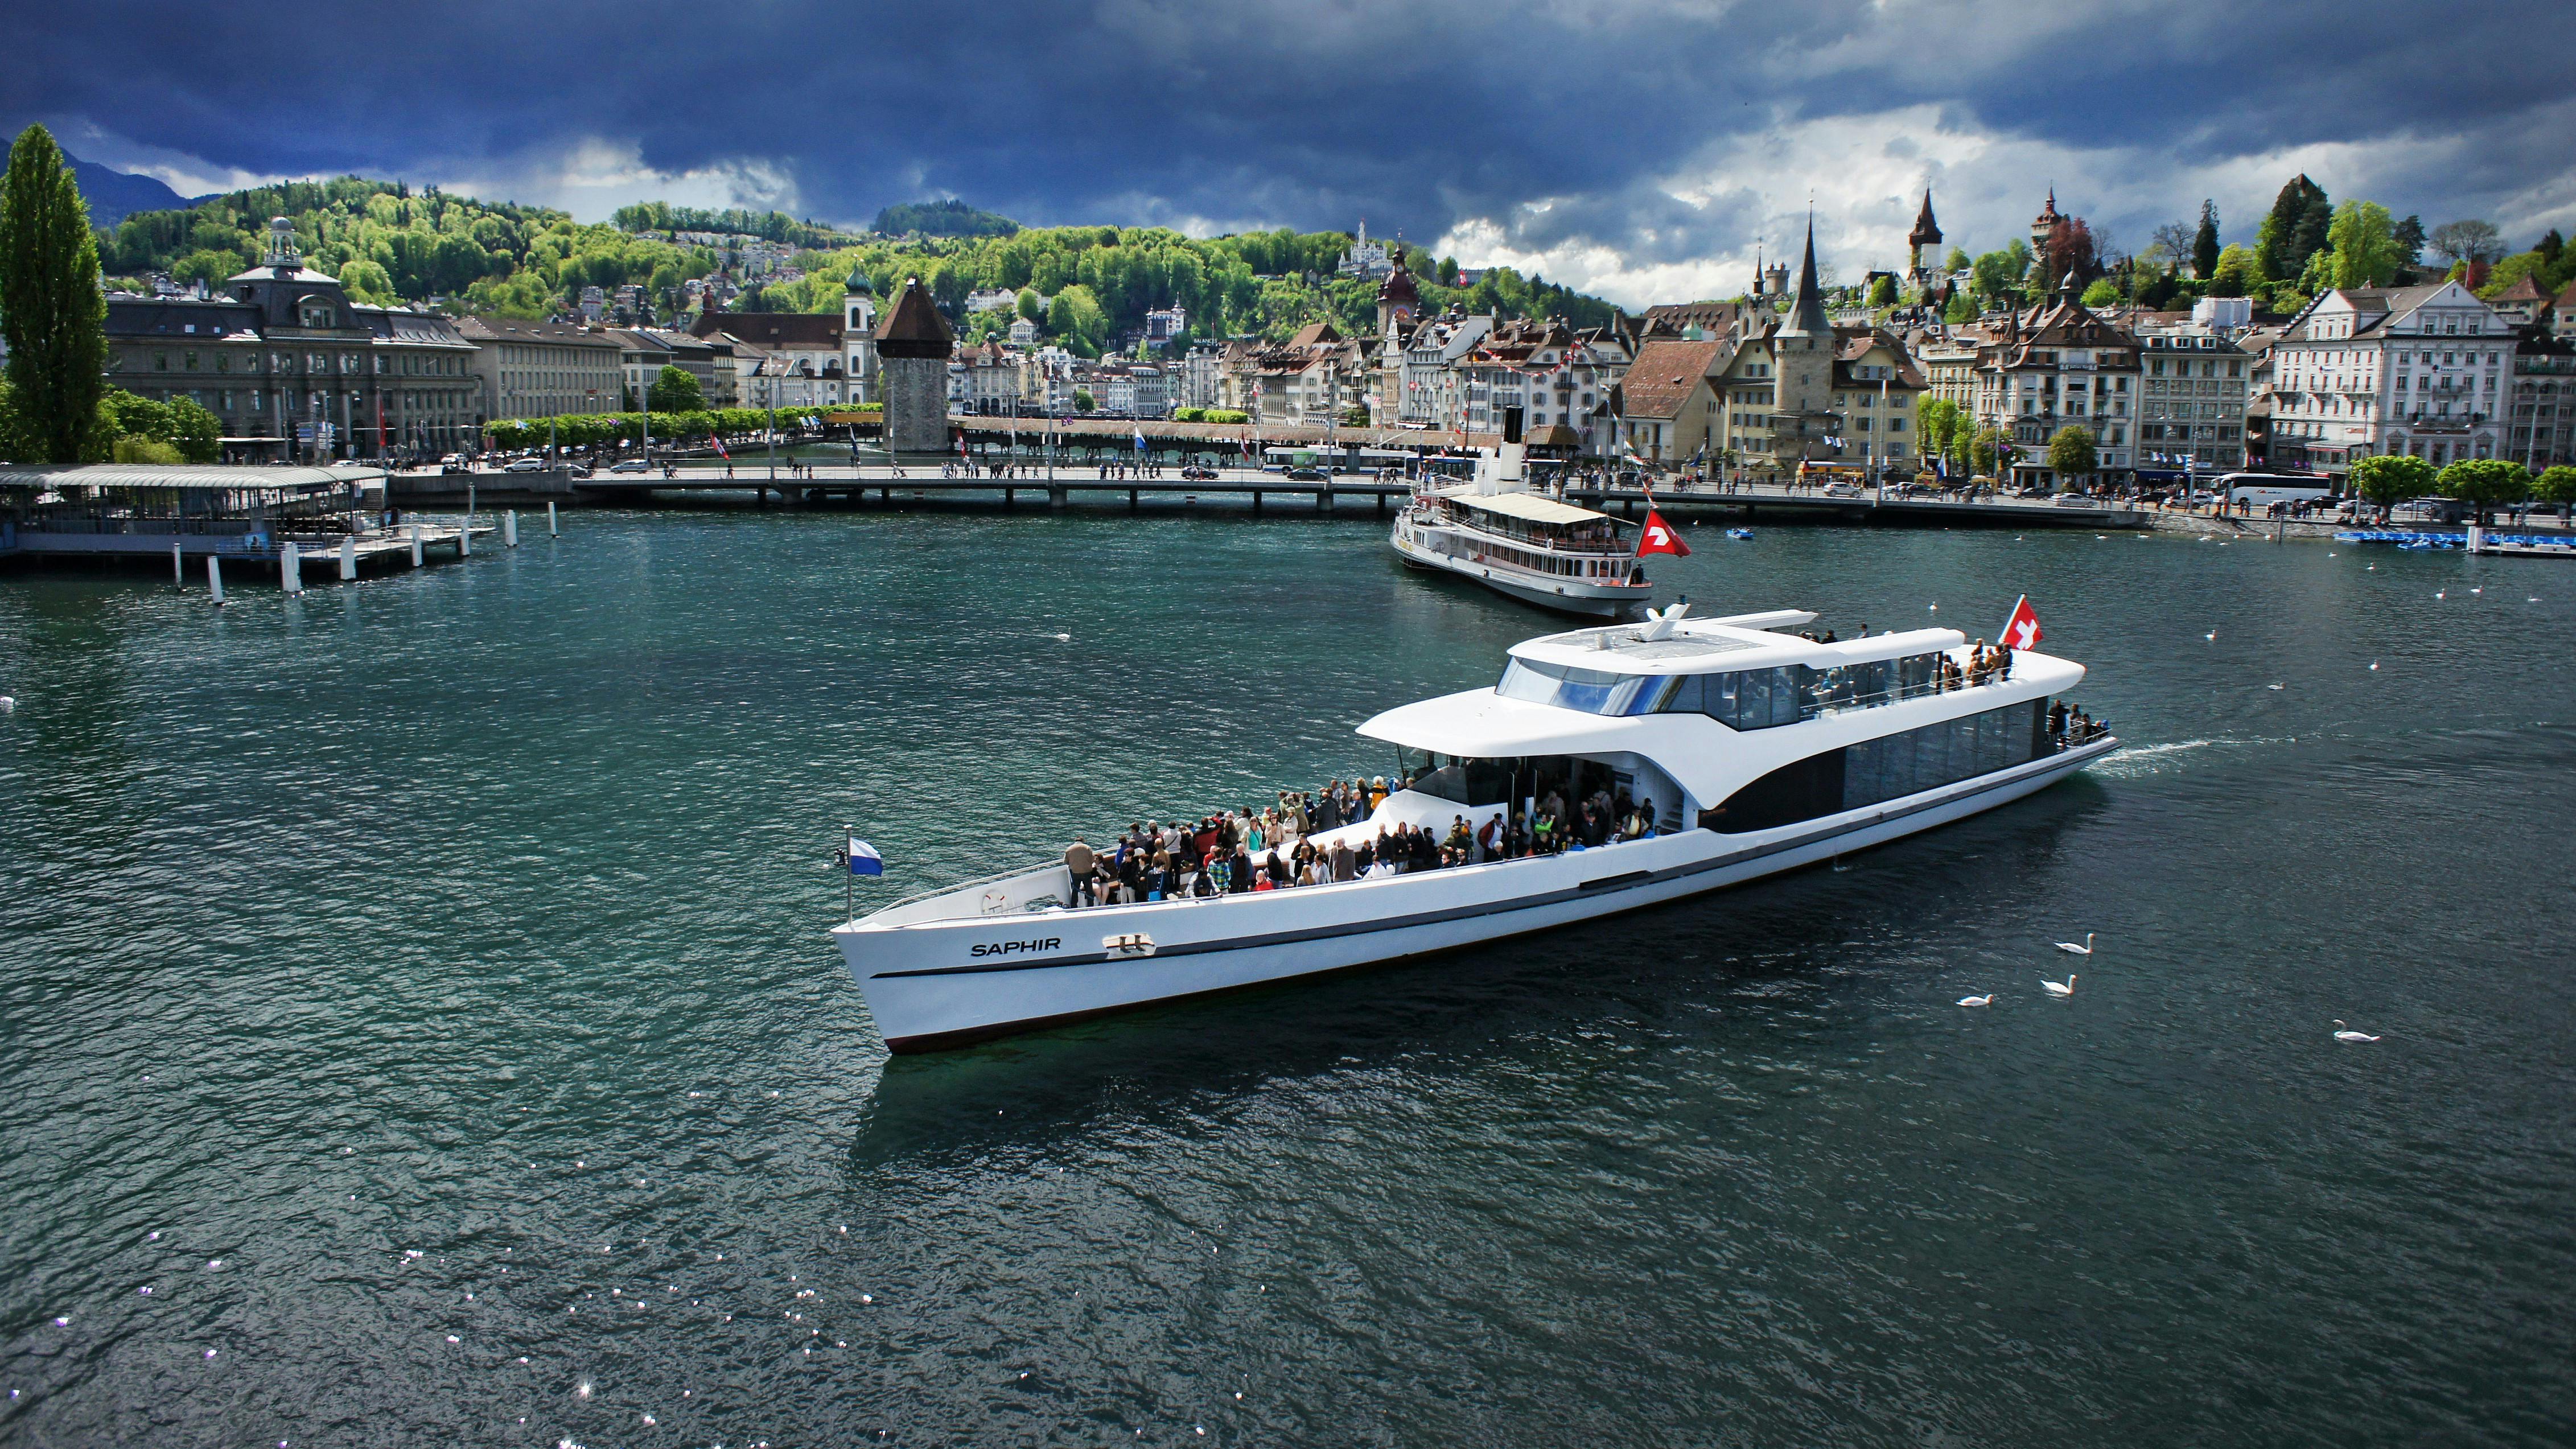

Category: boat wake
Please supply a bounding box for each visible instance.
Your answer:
[2094,736,2292,777]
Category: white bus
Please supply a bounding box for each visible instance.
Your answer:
[2217,472,2336,509]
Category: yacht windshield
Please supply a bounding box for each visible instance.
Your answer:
[1496,658,1673,716]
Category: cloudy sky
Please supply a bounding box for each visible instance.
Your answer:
[12,0,2574,306]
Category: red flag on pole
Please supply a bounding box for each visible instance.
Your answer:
[1998,595,2043,650]
[1636,503,1690,557]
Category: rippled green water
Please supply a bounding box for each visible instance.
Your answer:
[3,506,2571,1446]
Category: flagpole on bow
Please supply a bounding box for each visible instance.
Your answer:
[841,824,853,923]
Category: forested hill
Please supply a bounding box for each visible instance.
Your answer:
[872,198,1018,238]
[90,174,1623,355]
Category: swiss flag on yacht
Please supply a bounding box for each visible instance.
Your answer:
[1998,595,2043,650]
[1636,505,1690,557]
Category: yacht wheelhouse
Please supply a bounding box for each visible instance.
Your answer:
[830,606,2116,1052]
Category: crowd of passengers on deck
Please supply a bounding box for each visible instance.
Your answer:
[1059,775,1666,907]
[1051,639,2104,907]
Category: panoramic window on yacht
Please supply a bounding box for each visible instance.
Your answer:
[1497,659,1669,716]
[1659,666,1803,730]
[1701,701,2048,833]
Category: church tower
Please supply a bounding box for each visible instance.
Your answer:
[1376,257,1420,337]
[843,269,879,405]
[1907,190,1943,287]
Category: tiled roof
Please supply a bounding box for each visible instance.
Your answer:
[1618,340,1722,419]
[875,278,954,357]
[458,315,620,349]
[689,310,844,347]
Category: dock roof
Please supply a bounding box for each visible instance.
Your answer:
[0,464,384,491]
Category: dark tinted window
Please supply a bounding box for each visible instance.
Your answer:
[1701,701,2047,834]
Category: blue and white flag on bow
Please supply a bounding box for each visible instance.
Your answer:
[838,835,884,877]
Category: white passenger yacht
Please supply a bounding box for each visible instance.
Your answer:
[1390,443,1655,617]
[831,606,2117,1052]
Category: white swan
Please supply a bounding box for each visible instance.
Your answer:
[1957,995,1994,1008]
[2042,974,2077,997]
[2055,932,2094,954]
[2332,1019,2380,1043]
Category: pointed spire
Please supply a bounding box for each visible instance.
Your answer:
[1783,214,1830,337]
[1909,190,1942,247]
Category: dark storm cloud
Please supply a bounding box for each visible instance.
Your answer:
[10,1,2574,276]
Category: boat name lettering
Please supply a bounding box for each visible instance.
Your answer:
[970,936,1063,958]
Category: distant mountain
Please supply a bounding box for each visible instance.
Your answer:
[67,155,202,227]
[872,198,1019,239]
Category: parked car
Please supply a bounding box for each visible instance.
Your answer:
[608,459,651,474]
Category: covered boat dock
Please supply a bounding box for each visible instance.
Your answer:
[0,464,489,579]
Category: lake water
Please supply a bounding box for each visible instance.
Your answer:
[3,505,2571,1446]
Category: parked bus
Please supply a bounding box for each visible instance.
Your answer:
[2217,472,2335,508]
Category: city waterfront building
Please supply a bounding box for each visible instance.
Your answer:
[1616,339,1723,464]
[1180,340,1225,411]
[2131,320,2251,474]
[952,340,1024,415]
[608,328,736,409]
[1452,319,1624,445]
[1970,281,2142,487]
[1395,310,1494,430]
[2270,280,2512,476]
[457,315,623,426]
[101,217,477,459]
[1912,329,1982,415]
[1831,329,1928,476]
[2508,326,2575,471]
[689,307,847,405]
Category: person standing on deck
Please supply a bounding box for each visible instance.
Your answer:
[1064,838,1097,905]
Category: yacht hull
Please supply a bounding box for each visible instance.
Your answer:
[833,736,2116,1052]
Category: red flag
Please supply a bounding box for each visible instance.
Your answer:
[1998,595,2043,650]
[1636,505,1690,557]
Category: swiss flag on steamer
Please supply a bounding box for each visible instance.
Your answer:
[1998,595,2043,651]
[1635,505,1690,557]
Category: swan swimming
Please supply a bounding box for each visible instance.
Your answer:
[2055,932,2094,954]
[1957,995,1994,1008]
[2332,1019,2380,1043]
[2041,974,2077,997]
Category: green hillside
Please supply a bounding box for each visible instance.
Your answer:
[90,174,1623,355]
[873,198,1019,238]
